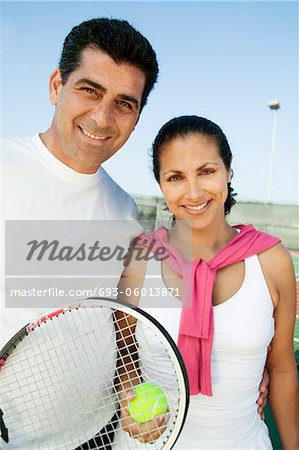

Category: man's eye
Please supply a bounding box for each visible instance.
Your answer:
[83,87,96,95]
[118,100,132,110]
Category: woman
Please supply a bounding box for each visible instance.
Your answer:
[115,116,298,449]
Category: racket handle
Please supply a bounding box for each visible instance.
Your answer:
[0,409,8,443]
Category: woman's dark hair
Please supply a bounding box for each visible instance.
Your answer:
[151,115,237,216]
[59,18,159,111]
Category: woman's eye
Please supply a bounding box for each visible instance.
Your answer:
[168,174,182,182]
[201,168,214,175]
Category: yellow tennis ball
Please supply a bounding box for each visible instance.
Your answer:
[127,382,168,423]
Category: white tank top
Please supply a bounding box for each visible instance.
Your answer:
[137,254,274,449]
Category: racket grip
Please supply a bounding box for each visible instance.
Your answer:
[0,409,9,443]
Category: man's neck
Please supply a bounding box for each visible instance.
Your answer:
[39,129,99,174]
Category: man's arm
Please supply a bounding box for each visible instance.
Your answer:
[257,368,269,420]
[261,245,299,449]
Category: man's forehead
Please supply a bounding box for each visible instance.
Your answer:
[76,47,143,76]
[69,47,145,102]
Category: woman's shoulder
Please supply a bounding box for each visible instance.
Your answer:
[122,241,150,278]
[258,242,293,271]
[118,242,151,306]
[258,243,295,302]
[122,227,169,278]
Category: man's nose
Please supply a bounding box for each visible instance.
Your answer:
[91,101,116,129]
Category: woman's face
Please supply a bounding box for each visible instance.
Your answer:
[158,133,230,229]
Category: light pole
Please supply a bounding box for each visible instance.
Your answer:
[267,100,280,203]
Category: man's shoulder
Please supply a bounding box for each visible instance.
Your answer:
[2,135,37,160]
[99,167,139,218]
[100,166,134,202]
[2,135,36,147]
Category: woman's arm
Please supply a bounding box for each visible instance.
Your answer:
[116,244,169,443]
[115,244,149,392]
[115,244,149,389]
[260,244,299,450]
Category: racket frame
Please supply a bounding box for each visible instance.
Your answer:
[0,297,190,449]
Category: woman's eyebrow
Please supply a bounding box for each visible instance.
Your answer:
[162,162,219,176]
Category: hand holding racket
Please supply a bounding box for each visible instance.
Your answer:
[0,297,189,449]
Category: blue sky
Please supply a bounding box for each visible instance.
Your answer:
[2,1,298,204]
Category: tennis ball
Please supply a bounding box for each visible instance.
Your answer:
[127,382,168,423]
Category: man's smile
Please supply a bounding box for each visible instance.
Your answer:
[79,126,111,141]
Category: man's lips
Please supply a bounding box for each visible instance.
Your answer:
[79,126,112,141]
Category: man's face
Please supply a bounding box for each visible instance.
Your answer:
[46,47,145,173]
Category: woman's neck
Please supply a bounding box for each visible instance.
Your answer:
[168,220,237,261]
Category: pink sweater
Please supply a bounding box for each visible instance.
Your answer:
[137,224,280,395]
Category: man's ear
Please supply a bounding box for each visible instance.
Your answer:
[49,68,63,105]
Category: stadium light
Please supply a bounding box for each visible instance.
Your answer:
[267,100,280,203]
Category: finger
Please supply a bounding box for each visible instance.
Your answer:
[259,385,266,394]
[259,368,269,389]
[122,407,130,418]
[258,379,267,393]
[146,414,168,431]
[126,422,141,439]
[161,411,170,423]
[256,396,264,405]
[263,386,268,397]
[137,430,162,444]
[120,415,131,432]
[156,415,168,428]
[122,388,136,402]
[257,402,267,416]
[256,389,268,405]
[262,398,267,408]
[124,413,169,442]
[134,419,168,442]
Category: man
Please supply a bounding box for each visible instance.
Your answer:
[1,17,267,449]
[2,18,159,449]
[2,17,158,347]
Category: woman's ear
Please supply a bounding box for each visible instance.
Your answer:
[227,161,234,182]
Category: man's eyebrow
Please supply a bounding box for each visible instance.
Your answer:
[73,78,140,109]
[74,78,106,91]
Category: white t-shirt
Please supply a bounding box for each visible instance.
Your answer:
[1,134,142,346]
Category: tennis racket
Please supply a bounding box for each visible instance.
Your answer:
[0,297,189,449]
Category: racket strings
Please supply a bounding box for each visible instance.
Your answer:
[1,302,186,449]
[102,312,178,447]
[1,307,117,448]
[98,312,182,449]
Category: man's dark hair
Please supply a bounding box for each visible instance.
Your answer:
[59,18,159,110]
